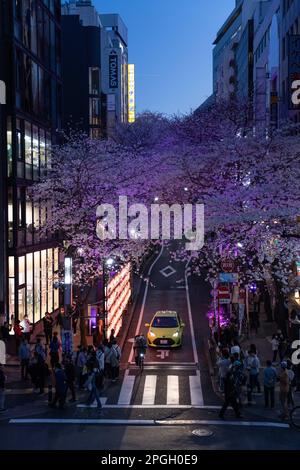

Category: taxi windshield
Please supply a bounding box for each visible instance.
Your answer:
[152,316,178,328]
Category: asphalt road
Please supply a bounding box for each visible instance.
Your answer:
[1,244,300,451]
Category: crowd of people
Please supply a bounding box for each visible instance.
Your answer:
[0,307,123,414]
[216,334,299,421]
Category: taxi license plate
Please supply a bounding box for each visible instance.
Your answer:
[160,340,168,345]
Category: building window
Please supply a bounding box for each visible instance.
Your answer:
[18,287,26,319]
[8,257,15,317]
[89,67,100,95]
[41,249,47,317]
[18,256,25,286]
[32,125,39,180]
[47,249,53,313]
[89,98,101,126]
[25,121,32,180]
[34,251,41,321]
[26,253,33,322]
[54,248,59,310]
[7,119,12,177]
[8,187,13,248]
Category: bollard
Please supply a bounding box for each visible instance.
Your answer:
[48,384,53,404]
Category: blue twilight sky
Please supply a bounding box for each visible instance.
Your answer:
[94,0,235,116]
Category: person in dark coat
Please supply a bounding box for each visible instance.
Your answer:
[43,312,54,345]
[64,356,76,402]
[50,363,67,409]
[219,368,242,419]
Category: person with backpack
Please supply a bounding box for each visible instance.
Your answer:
[278,361,290,420]
[49,332,61,369]
[217,349,230,393]
[263,360,277,408]
[112,340,121,379]
[219,367,242,419]
[245,349,261,404]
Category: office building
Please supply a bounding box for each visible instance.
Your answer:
[0,0,62,325]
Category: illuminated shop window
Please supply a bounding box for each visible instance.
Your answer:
[34,251,41,321]
[47,249,53,313]
[18,256,25,286]
[26,253,33,323]
[8,257,15,317]
[41,250,47,317]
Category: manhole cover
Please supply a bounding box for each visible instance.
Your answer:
[192,428,214,437]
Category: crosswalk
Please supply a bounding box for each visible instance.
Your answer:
[116,373,203,407]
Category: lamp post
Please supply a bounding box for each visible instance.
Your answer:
[64,256,73,312]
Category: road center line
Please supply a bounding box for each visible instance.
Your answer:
[128,244,164,364]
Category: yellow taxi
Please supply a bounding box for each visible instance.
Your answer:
[145,310,185,348]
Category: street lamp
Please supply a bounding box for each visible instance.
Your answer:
[64,256,73,311]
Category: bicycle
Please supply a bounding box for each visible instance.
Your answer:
[137,352,145,373]
[290,406,300,429]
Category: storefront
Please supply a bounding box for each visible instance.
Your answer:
[8,247,59,324]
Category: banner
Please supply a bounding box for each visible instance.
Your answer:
[109,53,118,89]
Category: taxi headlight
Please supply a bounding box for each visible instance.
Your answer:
[173,332,179,338]
[149,331,156,337]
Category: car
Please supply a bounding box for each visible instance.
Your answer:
[145,310,185,348]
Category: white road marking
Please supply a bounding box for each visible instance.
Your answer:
[159,265,176,278]
[189,374,204,406]
[129,361,196,366]
[117,374,135,405]
[128,244,164,365]
[167,375,179,405]
[142,375,157,405]
[9,419,290,429]
[156,350,170,359]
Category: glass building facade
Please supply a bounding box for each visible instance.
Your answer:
[1,0,62,324]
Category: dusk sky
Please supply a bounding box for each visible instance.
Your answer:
[95,0,235,116]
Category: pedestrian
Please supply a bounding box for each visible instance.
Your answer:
[219,368,242,419]
[276,330,285,362]
[111,340,121,381]
[217,349,230,392]
[245,349,261,405]
[36,353,48,394]
[109,329,116,343]
[56,307,65,334]
[230,340,241,356]
[271,334,279,364]
[103,339,111,378]
[13,320,23,354]
[278,361,289,420]
[287,359,295,408]
[85,365,103,411]
[105,342,119,381]
[263,360,277,408]
[49,332,61,369]
[71,302,79,336]
[64,356,76,403]
[77,347,88,390]
[19,338,31,380]
[0,322,10,344]
[50,363,67,409]
[28,352,39,391]
[0,363,7,412]
[34,337,46,361]
[43,312,54,345]
[20,314,32,342]
[231,352,246,406]
[96,345,105,374]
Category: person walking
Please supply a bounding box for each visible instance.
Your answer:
[36,353,48,395]
[85,365,103,411]
[219,368,242,419]
[245,350,261,405]
[64,356,76,403]
[271,334,279,364]
[278,361,289,420]
[34,338,46,361]
[263,360,277,408]
[109,329,116,343]
[217,349,230,392]
[103,340,111,378]
[77,347,88,390]
[13,320,23,354]
[110,339,121,382]
[49,332,61,369]
[287,359,295,408]
[20,314,32,342]
[43,312,54,345]
[19,338,31,380]
[0,363,7,412]
[50,363,67,409]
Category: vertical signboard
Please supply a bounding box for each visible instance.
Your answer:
[128,64,135,123]
[288,35,300,109]
[109,52,118,89]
